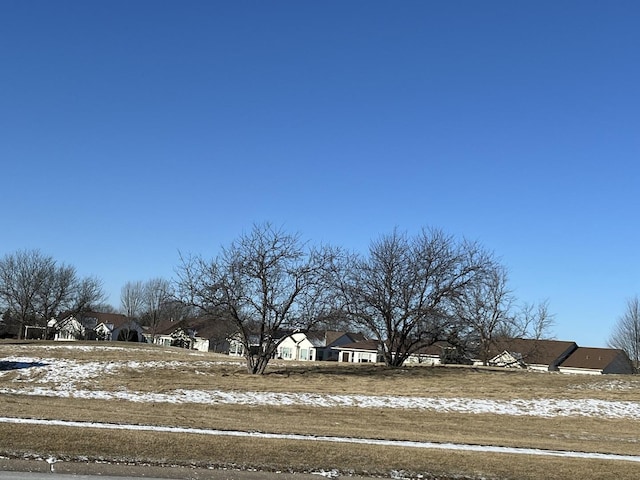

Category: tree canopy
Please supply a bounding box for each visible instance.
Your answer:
[175,223,335,374]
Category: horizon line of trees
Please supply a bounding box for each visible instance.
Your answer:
[2,223,635,374]
[0,249,107,340]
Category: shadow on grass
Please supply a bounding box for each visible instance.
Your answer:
[266,363,452,378]
[266,363,526,379]
[0,360,48,371]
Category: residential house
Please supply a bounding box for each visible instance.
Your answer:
[557,347,635,375]
[332,340,462,365]
[147,317,231,352]
[276,330,367,361]
[228,332,250,357]
[405,342,455,365]
[333,340,381,363]
[44,311,144,342]
[46,316,86,341]
[228,330,293,358]
[86,312,144,342]
[486,338,578,372]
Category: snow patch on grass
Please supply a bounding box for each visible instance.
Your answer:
[2,353,639,420]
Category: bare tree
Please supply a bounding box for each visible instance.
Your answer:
[35,261,77,321]
[90,303,118,314]
[71,276,107,316]
[499,300,555,340]
[120,281,145,318]
[0,249,105,339]
[334,228,493,367]
[158,298,196,322]
[176,223,334,374]
[0,250,50,338]
[609,296,640,372]
[454,264,515,365]
[142,277,172,339]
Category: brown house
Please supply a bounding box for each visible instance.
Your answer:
[149,316,235,352]
[557,347,635,375]
[487,338,578,372]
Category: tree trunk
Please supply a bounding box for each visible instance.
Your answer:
[246,354,270,374]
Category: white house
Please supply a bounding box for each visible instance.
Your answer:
[47,316,86,341]
[228,333,265,357]
[488,350,526,369]
[148,323,210,352]
[42,311,145,343]
[277,332,317,361]
[93,315,144,342]
[333,340,381,363]
[405,342,454,365]
[227,331,291,358]
[276,331,367,361]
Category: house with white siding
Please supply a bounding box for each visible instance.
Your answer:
[46,316,86,341]
[276,330,367,361]
[333,340,381,363]
[485,338,578,372]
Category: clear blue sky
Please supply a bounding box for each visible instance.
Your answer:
[2,1,638,347]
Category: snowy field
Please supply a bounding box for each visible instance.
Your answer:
[2,350,640,420]
[2,344,640,467]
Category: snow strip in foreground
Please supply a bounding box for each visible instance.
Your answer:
[2,386,640,420]
[2,416,639,463]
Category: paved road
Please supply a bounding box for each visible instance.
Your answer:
[0,459,359,480]
[0,468,345,480]
[0,475,325,480]
[0,474,169,480]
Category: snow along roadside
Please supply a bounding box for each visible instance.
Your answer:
[2,416,640,464]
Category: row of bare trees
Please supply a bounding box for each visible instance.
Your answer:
[4,225,636,375]
[120,278,194,337]
[0,250,106,339]
[0,251,194,341]
[0,224,557,373]
[175,223,554,374]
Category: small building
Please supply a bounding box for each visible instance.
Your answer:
[333,340,381,363]
[147,316,236,352]
[92,313,144,342]
[45,312,144,342]
[486,338,578,372]
[405,342,454,365]
[276,330,367,361]
[227,330,293,358]
[149,318,217,352]
[557,347,635,375]
[47,316,86,341]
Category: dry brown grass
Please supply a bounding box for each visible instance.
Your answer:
[2,423,639,480]
[1,340,639,479]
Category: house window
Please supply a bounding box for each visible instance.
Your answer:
[281,347,292,359]
[300,349,308,360]
[229,342,244,356]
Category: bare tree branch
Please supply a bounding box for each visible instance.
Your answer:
[175,223,334,374]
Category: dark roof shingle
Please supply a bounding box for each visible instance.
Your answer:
[559,347,628,370]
